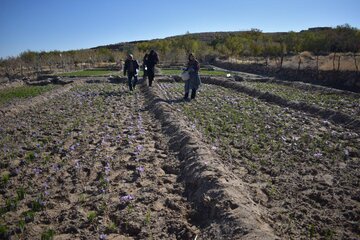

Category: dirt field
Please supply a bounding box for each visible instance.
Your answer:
[0,76,359,239]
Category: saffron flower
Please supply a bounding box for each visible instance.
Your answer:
[75,160,80,169]
[104,162,111,175]
[33,168,42,175]
[136,166,144,173]
[120,195,134,202]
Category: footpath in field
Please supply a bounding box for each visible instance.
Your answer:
[156,80,360,239]
[0,80,204,239]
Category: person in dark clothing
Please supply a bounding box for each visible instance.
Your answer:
[146,50,159,87]
[142,53,149,81]
[123,54,139,91]
[184,53,201,100]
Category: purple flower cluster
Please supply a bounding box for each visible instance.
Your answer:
[33,168,42,175]
[133,144,144,156]
[120,194,134,202]
[43,182,49,196]
[104,162,111,175]
[137,114,145,134]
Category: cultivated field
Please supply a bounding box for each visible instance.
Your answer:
[0,71,359,239]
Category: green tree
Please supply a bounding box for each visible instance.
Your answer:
[224,36,245,59]
[303,32,328,72]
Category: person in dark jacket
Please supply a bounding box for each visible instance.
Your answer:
[146,50,159,87]
[184,53,201,100]
[142,53,149,81]
[123,54,139,91]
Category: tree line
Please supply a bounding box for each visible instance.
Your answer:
[1,24,359,79]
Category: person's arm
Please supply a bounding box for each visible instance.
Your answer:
[123,60,127,76]
[195,61,200,72]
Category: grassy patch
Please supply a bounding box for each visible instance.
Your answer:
[59,69,121,77]
[240,81,360,118]
[160,68,228,76]
[0,85,58,106]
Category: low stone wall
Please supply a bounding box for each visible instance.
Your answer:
[212,60,360,93]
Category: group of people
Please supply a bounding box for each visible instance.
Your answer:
[123,50,159,91]
[123,50,201,100]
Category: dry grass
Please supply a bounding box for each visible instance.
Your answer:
[273,52,359,71]
[234,52,359,71]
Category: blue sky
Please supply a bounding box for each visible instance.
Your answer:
[0,0,359,58]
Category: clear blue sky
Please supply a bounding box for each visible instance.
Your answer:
[0,0,359,58]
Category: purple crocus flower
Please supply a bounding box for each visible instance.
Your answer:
[33,168,42,175]
[136,166,144,173]
[104,163,111,175]
[120,195,134,202]
[99,234,107,240]
[52,164,60,171]
[314,152,323,158]
[71,143,80,151]
[136,145,144,152]
[75,160,80,169]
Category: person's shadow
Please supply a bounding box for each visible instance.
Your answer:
[163,98,184,104]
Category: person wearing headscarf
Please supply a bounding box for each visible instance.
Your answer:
[184,53,201,100]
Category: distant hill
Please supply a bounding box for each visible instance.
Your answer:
[90,31,242,51]
[92,27,337,51]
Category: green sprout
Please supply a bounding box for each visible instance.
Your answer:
[1,171,10,186]
[41,228,55,240]
[16,187,26,201]
[87,211,97,222]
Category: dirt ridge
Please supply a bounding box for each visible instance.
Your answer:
[141,81,277,239]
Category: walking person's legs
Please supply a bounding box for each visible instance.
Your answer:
[191,88,197,99]
[184,80,190,100]
[148,76,153,87]
[133,75,138,89]
[128,75,133,91]
[148,71,154,87]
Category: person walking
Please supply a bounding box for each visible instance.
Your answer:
[123,54,139,91]
[146,50,159,87]
[184,53,201,100]
[142,53,149,81]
